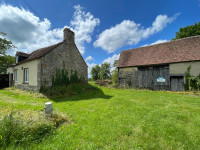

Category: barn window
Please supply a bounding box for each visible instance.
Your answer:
[24,68,29,83]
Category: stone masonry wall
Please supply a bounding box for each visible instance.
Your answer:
[39,42,88,87]
[118,67,138,87]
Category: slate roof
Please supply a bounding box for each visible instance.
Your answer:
[118,36,200,68]
[15,42,63,65]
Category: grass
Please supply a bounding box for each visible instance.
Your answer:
[0,82,200,149]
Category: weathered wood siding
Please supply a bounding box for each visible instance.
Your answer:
[138,65,170,90]
[170,76,184,91]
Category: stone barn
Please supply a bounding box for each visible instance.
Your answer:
[118,36,200,91]
[7,28,88,91]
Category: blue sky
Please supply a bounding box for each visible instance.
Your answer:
[0,0,200,77]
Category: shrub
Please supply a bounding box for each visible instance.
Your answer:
[184,66,191,91]
[111,69,118,85]
[184,66,200,91]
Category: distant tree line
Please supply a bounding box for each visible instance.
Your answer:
[90,60,118,85]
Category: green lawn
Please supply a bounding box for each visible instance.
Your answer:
[0,82,200,149]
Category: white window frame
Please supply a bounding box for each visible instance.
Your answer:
[24,68,29,83]
[14,70,18,82]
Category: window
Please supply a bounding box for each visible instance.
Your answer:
[24,68,29,83]
[14,70,18,82]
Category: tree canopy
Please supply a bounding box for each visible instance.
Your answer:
[90,63,111,80]
[173,22,200,40]
[0,32,15,74]
[99,63,111,80]
[0,55,15,74]
[91,65,101,80]
[0,32,14,56]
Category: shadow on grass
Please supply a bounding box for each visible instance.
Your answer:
[40,83,112,102]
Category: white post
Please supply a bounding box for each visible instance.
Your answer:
[44,102,53,115]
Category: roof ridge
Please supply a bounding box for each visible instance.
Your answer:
[121,35,200,53]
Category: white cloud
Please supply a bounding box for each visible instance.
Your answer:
[71,5,100,54]
[0,4,99,55]
[87,63,97,78]
[85,56,94,62]
[103,54,120,72]
[94,13,180,53]
[142,39,168,47]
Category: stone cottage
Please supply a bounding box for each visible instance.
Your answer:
[7,28,88,91]
[118,36,200,91]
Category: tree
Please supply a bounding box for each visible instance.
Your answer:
[172,22,200,40]
[0,32,15,74]
[113,60,118,68]
[99,63,111,80]
[91,65,100,80]
[0,55,15,74]
[111,60,119,85]
[0,32,14,56]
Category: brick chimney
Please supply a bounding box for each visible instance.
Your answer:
[63,28,75,43]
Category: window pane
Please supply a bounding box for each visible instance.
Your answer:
[24,69,29,83]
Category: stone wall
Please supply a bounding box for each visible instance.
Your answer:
[15,84,38,92]
[118,67,138,87]
[39,42,88,87]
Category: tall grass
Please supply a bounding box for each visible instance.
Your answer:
[0,110,69,149]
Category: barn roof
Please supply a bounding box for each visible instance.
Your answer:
[15,42,63,65]
[118,35,200,68]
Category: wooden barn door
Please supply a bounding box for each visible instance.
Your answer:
[170,76,184,91]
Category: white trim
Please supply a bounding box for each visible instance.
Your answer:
[24,68,29,83]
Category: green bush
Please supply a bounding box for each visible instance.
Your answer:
[184,66,191,91]
[184,66,200,91]
[111,69,118,85]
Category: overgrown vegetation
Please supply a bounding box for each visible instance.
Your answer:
[184,66,200,91]
[40,83,97,98]
[40,63,87,97]
[52,66,84,87]
[0,109,69,149]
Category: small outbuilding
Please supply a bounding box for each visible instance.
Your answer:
[7,28,88,91]
[118,36,200,91]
